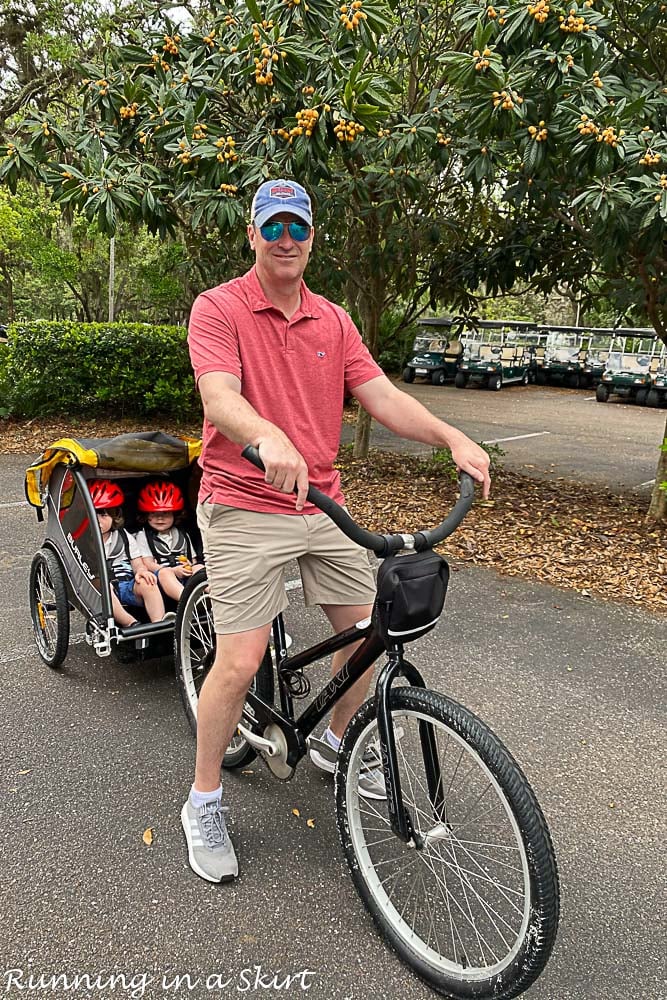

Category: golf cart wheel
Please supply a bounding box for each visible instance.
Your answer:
[596,383,609,403]
[535,370,547,385]
[336,687,560,999]
[488,374,502,391]
[29,548,70,668]
[646,389,661,408]
[430,369,447,387]
[454,372,468,389]
[174,569,274,767]
[635,388,648,407]
[566,372,581,389]
[402,367,415,383]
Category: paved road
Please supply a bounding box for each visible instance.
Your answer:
[0,452,665,1000]
[346,381,666,495]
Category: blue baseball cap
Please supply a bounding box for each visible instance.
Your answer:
[251,179,312,228]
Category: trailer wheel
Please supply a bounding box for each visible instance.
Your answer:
[29,548,70,668]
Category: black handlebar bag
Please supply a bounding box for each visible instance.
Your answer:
[374,550,450,648]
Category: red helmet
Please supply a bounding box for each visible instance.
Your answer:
[137,480,185,513]
[89,479,125,510]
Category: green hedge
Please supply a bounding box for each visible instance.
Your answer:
[2,320,202,419]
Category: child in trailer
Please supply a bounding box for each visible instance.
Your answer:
[88,479,168,627]
[133,481,204,601]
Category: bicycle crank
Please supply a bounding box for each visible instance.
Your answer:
[236,721,295,780]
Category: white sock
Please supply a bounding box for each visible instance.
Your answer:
[190,784,222,808]
[325,727,341,751]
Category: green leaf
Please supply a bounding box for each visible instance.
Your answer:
[244,0,262,22]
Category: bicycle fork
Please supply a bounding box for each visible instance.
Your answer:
[375,649,445,849]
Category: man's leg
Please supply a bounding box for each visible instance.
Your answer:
[311,602,385,800]
[182,622,272,883]
[320,603,374,740]
[193,622,272,791]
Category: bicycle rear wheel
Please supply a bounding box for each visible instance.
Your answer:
[174,569,274,768]
[335,687,559,999]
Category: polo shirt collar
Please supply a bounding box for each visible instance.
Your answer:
[246,265,321,320]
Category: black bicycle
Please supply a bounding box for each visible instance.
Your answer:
[174,447,559,1000]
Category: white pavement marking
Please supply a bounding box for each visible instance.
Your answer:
[482,431,551,445]
[636,480,656,489]
[0,500,29,508]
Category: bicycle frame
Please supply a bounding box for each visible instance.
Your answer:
[242,612,444,847]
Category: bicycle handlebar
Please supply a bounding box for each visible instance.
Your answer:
[241,445,475,557]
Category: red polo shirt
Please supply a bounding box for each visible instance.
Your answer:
[188,266,382,514]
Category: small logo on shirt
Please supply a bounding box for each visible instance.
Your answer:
[316,351,327,359]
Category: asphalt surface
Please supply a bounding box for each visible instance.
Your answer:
[1,397,666,1000]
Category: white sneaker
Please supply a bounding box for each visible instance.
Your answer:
[181,797,238,882]
[309,735,386,800]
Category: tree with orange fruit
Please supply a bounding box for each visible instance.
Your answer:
[1,0,666,517]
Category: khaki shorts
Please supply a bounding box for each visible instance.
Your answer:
[197,502,377,634]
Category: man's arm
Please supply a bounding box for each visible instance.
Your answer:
[198,371,310,510]
[352,374,491,497]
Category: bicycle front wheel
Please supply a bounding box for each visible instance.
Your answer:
[335,687,559,999]
[174,569,274,767]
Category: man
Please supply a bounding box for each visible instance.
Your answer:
[184,178,491,882]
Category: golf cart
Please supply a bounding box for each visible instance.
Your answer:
[455,327,534,391]
[595,336,659,404]
[536,328,586,387]
[579,330,615,387]
[645,342,667,407]
[402,318,464,386]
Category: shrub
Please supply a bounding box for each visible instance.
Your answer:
[3,320,201,420]
[420,442,505,481]
[377,315,419,376]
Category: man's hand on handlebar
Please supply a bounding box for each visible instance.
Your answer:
[256,435,310,511]
[449,439,491,499]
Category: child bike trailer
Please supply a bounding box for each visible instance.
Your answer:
[25,431,202,668]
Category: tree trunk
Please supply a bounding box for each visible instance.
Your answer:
[348,210,384,459]
[647,416,667,523]
[1,266,15,321]
[353,407,372,458]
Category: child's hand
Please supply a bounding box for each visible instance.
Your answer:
[135,569,156,586]
[176,555,193,577]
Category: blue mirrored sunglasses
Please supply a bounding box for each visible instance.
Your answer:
[258,220,311,242]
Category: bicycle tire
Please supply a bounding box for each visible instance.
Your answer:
[29,548,70,669]
[174,569,274,768]
[335,687,559,999]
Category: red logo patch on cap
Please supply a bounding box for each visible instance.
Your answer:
[269,184,297,199]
